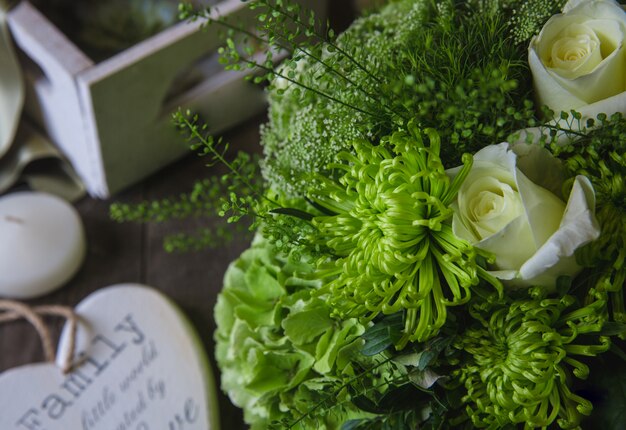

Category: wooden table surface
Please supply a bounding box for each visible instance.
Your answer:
[0,116,266,429]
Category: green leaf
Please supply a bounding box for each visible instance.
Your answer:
[305,196,337,216]
[361,313,404,356]
[418,337,452,370]
[341,419,367,430]
[377,384,431,410]
[244,261,284,302]
[282,300,333,345]
[270,207,314,221]
[350,394,385,414]
[408,368,442,390]
[246,348,314,394]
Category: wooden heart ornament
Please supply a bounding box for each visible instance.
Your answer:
[0,284,219,429]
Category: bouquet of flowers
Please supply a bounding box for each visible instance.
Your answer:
[115,0,626,427]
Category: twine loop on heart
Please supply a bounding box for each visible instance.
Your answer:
[0,300,78,374]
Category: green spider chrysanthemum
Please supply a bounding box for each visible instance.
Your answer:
[309,122,502,347]
[456,294,610,429]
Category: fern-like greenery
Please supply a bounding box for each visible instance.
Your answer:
[110,110,263,252]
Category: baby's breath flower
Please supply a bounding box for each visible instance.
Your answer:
[309,123,502,347]
[508,0,567,44]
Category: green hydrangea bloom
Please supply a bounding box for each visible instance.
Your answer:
[455,293,610,429]
[215,237,393,428]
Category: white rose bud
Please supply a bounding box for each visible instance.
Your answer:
[448,143,600,288]
[529,0,626,118]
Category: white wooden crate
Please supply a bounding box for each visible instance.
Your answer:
[7,0,326,198]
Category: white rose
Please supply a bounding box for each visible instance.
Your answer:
[529,0,626,118]
[448,142,600,288]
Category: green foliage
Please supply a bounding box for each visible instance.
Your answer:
[258,0,537,197]
[342,410,421,430]
[260,207,319,259]
[215,238,478,429]
[361,314,404,356]
[110,110,265,252]
[186,0,541,197]
[549,113,626,326]
[348,324,466,429]
[110,177,226,223]
[594,370,626,429]
[174,110,260,195]
[162,225,238,253]
[109,177,254,253]
[162,0,542,253]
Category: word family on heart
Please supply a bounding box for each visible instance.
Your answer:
[0,284,219,430]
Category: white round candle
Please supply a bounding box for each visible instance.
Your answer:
[0,192,86,298]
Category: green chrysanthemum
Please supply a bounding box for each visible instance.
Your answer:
[309,123,502,346]
[456,294,610,429]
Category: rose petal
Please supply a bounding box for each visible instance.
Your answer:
[472,142,517,168]
[549,23,604,78]
[578,88,626,117]
[449,144,599,289]
[529,45,588,113]
[512,142,567,198]
[535,15,590,63]
[466,180,522,237]
[550,39,625,103]
[486,269,518,281]
[451,144,524,244]
[515,168,566,248]
[451,209,479,243]
[563,0,588,13]
[571,0,626,21]
[476,214,537,271]
[518,176,600,286]
[472,143,566,251]
[586,19,623,56]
